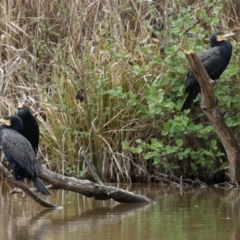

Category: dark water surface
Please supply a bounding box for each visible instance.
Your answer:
[0,182,240,240]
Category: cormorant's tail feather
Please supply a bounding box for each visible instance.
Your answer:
[33,178,51,195]
[181,90,198,111]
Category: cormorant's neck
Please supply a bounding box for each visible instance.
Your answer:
[18,108,32,119]
[4,122,23,133]
[211,40,232,48]
[0,125,22,138]
[12,124,23,133]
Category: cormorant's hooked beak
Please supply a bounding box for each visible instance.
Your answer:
[18,102,24,108]
[18,99,29,108]
[0,118,10,126]
[217,32,235,41]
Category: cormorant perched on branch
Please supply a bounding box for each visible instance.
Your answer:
[18,99,39,154]
[181,32,234,111]
[0,116,51,195]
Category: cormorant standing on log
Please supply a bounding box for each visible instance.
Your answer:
[181,32,234,111]
[0,116,51,195]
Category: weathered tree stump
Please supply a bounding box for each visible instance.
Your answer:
[184,50,240,185]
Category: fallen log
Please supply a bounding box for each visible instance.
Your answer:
[0,161,154,207]
[38,164,155,204]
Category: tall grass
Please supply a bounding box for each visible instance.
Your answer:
[0,0,238,182]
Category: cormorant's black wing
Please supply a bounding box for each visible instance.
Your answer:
[185,47,221,90]
[1,129,36,177]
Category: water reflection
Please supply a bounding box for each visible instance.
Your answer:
[0,182,240,240]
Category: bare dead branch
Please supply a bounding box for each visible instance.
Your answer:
[184,50,240,185]
[81,151,104,186]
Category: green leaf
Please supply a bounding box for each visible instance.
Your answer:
[136,139,142,144]
[165,46,179,55]
[176,139,183,147]
[163,122,170,130]
[210,139,217,150]
[165,101,175,109]
[191,162,197,171]
[227,65,238,76]
[121,140,129,150]
[161,129,168,136]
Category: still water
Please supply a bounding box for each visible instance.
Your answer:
[0,182,239,240]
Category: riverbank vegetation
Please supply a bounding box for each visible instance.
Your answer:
[0,0,239,183]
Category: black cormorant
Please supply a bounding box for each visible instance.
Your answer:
[18,99,39,154]
[181,32,234,111]
[0,116,51,195]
